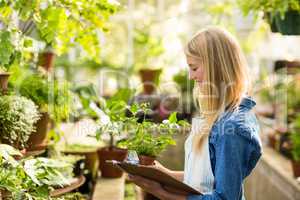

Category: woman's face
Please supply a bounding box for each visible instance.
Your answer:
[186,56,205,84]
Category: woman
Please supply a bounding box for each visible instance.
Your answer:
[129,27,262,200]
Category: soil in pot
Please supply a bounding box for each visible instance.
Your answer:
[292,160,300,178]
[0,189,11,200]
[98,147,128,178]
[27,112,50,151]
[0,73,10,95]
[139,69,162,95]
[38,51,55,71]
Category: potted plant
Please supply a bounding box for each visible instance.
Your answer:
[92,88,136,178]
[133,28,164,94]
[121,112,187,166]
[290,115,300,178]
[238,0,300,35]
[0,30,22,95]
[18,74,73,150]
[96,100,131,178]
[0,95,40,149]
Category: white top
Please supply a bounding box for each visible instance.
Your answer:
[183,117,215,194]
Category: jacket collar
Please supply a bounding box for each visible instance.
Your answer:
[239,96,256,109]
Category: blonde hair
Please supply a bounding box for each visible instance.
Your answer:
[185,27,250,151]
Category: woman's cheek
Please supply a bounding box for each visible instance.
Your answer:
[196,67,205,83]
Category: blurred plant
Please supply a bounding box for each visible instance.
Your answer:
[237,0,300,19]
[0,0,120,70]
[173,70,194,93]
[93,88,135,147]
[290,114,300,162]
[19,73,74,123]
[133,27,164,71]
[24,157,74,187]
[0,144,80,199]
[0,95,40,148]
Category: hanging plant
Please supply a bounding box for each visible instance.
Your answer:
[238,0,300,35]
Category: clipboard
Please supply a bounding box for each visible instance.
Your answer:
[108,160,202,195]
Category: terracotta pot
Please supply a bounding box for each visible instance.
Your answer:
[138,155,156,166]
[27,112,50,151]
[139,69,162,95]
[0,73,10,95]
[38,51,55,71]
[98,147,128,178]
[50,175,86,197]
[268,133,279,150]
[291,160,300,178]
[0,189,11,200]
[138,155,158,200]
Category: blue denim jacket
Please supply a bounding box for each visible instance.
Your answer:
[188,97,262,200]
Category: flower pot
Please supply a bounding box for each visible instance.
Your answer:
[0,189,11,200]
[139,69,162,95]
[138,155,156,166]
[275,10,300,35]
[291,160,300,178]
[138,155,159,200]
[98,147,128,178]
[38,51,55,71]
[27,112,50,151]
[0,73,10,95]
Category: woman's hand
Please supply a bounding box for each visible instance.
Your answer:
[128,174,187,200]
[128,174,166,199]
[153,160,171,174]
[153,161,184,181]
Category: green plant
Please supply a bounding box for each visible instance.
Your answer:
[19,74,74,123]
[95,88,135,147]
[121,112,188,157]
[238,0,300,19]
[0,95,40,148]
[290,115,300,162]
[173,70,194,92]
[0,0,120,67]
[24,157,74,187]
[0,144,83,199]
[133,27,164,71]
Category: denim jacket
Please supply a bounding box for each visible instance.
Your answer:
[188,97,262,200]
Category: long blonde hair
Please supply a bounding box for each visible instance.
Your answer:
[185,27,250,151]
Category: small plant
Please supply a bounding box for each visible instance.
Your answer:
[0,95,40,148]
[121,111,188,157]
[19,74,73,123]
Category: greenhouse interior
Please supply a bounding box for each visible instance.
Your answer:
[0,0,300,200]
